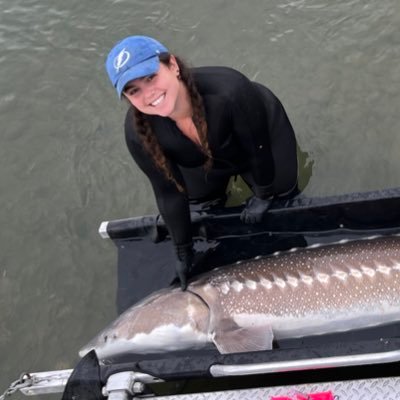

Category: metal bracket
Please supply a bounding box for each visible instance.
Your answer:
[102,372,139,399]
[15,369,160,398]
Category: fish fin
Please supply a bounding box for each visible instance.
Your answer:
[211,319,274,354]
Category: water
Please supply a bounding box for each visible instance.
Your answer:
[0,0,399,397]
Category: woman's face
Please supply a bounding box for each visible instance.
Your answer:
[123,56,184,119]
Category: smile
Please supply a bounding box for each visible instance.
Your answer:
[150,94,165,107]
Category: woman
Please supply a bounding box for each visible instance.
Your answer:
[105,35,298,290]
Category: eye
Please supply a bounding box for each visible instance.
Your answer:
[145,74,156,82]
[125,86,139,96]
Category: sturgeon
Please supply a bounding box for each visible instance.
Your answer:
[80,234,400,360]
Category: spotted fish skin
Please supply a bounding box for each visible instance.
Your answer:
[189,235,400,352]
[80,235,400,359]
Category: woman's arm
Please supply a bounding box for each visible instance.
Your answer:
[124,110,193,247]
[231,76,277,198]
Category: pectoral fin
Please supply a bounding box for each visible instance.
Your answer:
[211,318,274,354]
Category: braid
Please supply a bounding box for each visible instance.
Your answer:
[134,108,184,192]
[131,53,212,192]
[175,56,213,171]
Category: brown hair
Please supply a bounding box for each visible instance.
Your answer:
[131,53,212,192]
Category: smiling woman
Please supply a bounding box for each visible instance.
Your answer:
[105,35,299,290]
[123,62,185,119]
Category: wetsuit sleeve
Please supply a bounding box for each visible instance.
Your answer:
[230,77,276,198]
[124,109,193,246]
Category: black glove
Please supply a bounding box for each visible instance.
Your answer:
[240,195,273,224]
[175,242,194,290]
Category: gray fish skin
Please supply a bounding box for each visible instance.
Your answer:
[79,235,400,360]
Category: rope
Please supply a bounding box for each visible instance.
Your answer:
[0,373,32,400]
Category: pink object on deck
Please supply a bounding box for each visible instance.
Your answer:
[271,390,335,400]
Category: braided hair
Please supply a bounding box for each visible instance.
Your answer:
[131,53,212,192]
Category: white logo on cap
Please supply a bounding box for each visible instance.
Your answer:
[114,48,130,72]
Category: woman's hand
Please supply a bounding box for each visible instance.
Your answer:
[240,196,273,224]
[174,242,217,290]
[175,243,194,290]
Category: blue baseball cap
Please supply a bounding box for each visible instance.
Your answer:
[105,35,169,98]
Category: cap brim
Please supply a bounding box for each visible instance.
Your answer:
[116,56,160,98]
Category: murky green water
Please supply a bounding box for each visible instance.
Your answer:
[0,0,399,397]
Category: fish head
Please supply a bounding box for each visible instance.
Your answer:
[79,287,210,361]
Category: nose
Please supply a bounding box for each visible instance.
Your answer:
[142,85,155,99]
[147,90,156,98]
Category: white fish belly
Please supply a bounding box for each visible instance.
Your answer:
[262,308,400,339]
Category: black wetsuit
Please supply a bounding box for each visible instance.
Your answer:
[125,66,298,246]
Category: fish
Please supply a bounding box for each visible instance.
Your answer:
[79,234,400,360]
